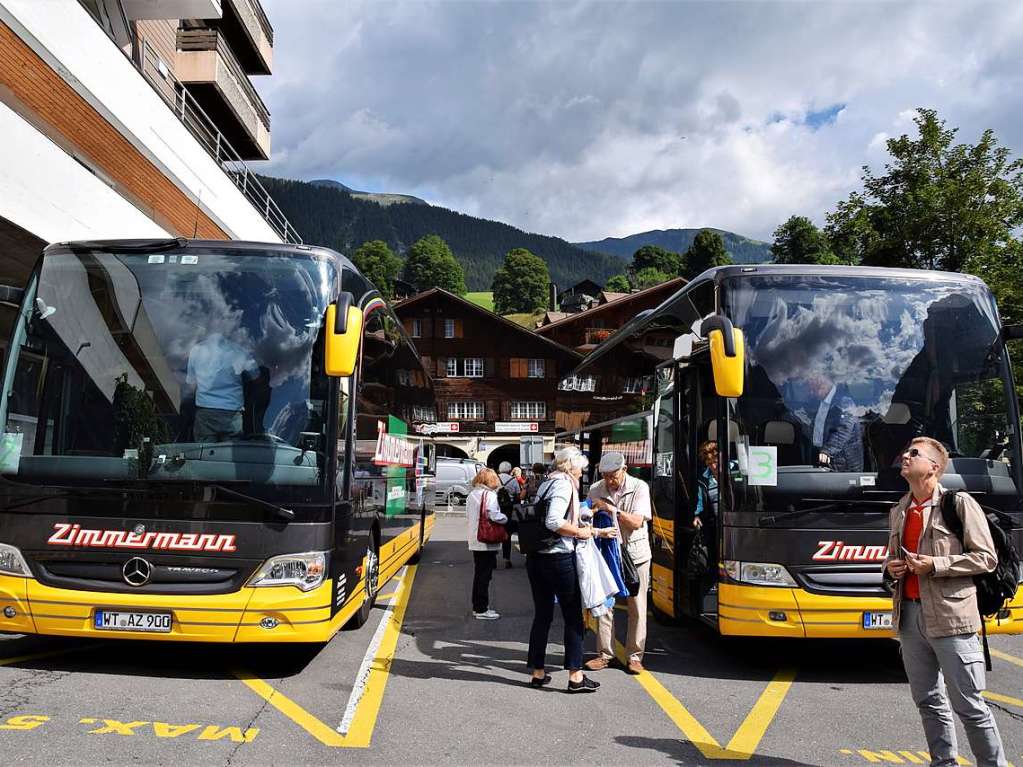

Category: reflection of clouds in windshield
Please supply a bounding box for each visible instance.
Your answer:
[750,287,953,416]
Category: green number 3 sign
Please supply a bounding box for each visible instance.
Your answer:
[747,446,777,486]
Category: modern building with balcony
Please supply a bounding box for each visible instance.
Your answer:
[0,0,297,308]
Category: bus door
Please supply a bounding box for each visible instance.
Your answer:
[651,380,679,617]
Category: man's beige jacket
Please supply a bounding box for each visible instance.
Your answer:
[883,484,997,637]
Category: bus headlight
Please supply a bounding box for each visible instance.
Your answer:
[248,552,327,592]
[0,543,30,577]
[723,560,797,588]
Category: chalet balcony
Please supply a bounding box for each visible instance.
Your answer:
[220,0,273,74]
[176,27,270,159]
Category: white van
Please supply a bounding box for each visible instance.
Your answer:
[434,459,484,505]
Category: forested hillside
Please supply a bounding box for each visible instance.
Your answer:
[259,176,625,291]
[576,228,773,264]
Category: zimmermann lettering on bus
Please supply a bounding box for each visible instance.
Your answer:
[47,523,238,553]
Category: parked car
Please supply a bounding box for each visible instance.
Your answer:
[434,458,483,505]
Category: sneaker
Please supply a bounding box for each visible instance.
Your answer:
[473,609,500,620]
[567,675,600,693]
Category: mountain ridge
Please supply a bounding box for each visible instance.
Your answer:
[575,228,773,264]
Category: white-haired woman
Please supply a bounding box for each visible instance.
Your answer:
[526,446,614,692]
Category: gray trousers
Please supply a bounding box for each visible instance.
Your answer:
[194,408,243,442]
[596,559,650,662]
[898,601,1006,767]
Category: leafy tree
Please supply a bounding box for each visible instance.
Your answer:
[604,274,632,292]
[492,248,550,314]
[402,235,466,294]
[634,267,672,290]
[683,229,732,279]
[632,245,682,276]
[825,108,1023,271]
[352,240,402,298]
[771,216,839,265]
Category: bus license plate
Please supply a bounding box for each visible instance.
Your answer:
[94,610,172,633]
[862,611,893,630]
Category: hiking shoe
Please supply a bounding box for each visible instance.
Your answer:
[567,675,600,693]
[584,656,612,671]
[473,609,500,620]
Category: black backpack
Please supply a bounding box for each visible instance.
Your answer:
[939,490,1022,668]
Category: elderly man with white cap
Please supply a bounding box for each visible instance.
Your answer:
[585,451,653,674]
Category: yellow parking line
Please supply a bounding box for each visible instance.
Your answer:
[234,564,418,749]
[612,638,795,760]
[990,648,1023,669]
[984,690,1023,709]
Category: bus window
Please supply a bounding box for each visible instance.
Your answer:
[653,388,676,520]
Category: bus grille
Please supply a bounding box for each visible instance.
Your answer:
[30,557,249,595]
[791,566,888,598]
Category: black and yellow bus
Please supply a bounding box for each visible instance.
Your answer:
[0,238,435,642]
[575,264,1023,638]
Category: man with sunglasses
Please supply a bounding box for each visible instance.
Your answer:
[883,437,1006,767]
[584,451,652,674]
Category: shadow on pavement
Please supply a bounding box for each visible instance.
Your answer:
[614,736,820,767]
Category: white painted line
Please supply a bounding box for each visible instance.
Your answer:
[336,567,407,736]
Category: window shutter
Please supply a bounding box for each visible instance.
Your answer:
[436,357,447,378]
[484,358,496,378]
[423,318,433,337]
[509,358,521,378]
[454,319,463,338]
[402,319,413,334]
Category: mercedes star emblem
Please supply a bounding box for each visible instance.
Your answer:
[122,557,153,587]
[132,523,146,535]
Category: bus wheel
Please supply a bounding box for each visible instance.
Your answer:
[346,542,380,629]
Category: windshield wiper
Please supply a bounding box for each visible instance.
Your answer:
[212,484,295,522]
[759,499,891,527]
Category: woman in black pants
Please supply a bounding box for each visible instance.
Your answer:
[526,446,611,692]
[465,468,508,619]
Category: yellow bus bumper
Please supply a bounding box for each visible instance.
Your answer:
[0,575,364,644]
[718,583,1023,638]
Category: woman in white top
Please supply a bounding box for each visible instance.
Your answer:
[526,447,616,692]
[466,468,508,620]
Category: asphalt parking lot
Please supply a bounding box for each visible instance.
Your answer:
[0,516,1020,766]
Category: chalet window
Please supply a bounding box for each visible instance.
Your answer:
[623,376,651,394]
[511,401,546,420]
[446,358,484,377]
[443,319,456,338]
[527,359,545,378]
[410,319,422,338]
[448,401,484,420]
[559,375,597,392]
[412,405,436,422]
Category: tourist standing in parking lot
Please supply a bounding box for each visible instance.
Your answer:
[883,437,1006,767]
[585,451,652,674]
[526,446,612,692]
[466,468,508,620]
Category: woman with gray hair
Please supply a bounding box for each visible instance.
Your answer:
[525,446,616,692]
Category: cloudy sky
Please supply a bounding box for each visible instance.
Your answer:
[257,0,1023,244]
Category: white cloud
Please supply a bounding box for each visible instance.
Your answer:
[256,0,1023,242]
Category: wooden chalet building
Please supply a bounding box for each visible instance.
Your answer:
[537,278,687,431]
[394,288,581,467]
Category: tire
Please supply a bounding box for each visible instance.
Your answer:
[449,491,466,506]
[345,539,380,629]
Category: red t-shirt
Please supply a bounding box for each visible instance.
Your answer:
[901,498,928,599]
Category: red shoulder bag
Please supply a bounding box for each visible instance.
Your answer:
[477,490,509,544]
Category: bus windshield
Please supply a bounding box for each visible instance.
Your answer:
[2,247,338,487]
[722,273,1013,473]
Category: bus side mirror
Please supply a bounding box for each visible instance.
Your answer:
[700,315,745,397]
[324,292,363,377]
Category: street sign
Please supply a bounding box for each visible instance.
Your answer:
[495,422,538,433]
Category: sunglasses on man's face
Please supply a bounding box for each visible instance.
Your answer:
[905,447,939,467]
